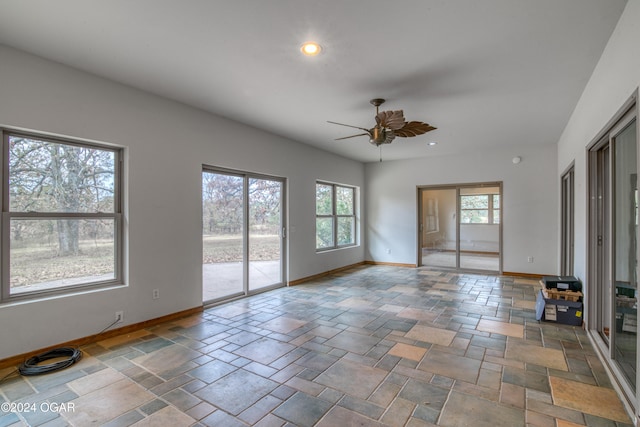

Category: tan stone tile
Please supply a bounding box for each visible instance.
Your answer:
[477,319,524,338]
[131,405,196,426]
[308,325,342,339]
[477,368,501,390]
[484,354,525,370]
[440,391,524,426]
[433,282,463,291]
[513,299,536,310]
[98,329,152,348]
[389,285,419,294]
[452,381,500,402]
[379,304,406,313]
[525,409,555,427]
[317,406,386,427]
[132,344,201,376]
[68,368,127,395]
[505,339,568,371]
[261,316,307,334]
[500,382,525,409]
[405,324,456,346]
[550,376,631,423]
[388,343,427,362]
[556,420,585,427]
[398,308,439,322]
[380,397,415,427]
[210,304,251,318]
[171,315,205,328]
[419,349,481,383]
[63,379,154,425]
[336,297,377,310]
[315,359,387,400]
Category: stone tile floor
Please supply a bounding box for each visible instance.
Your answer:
[0,265,634,426]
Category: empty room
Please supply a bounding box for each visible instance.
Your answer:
[1,1,640,426]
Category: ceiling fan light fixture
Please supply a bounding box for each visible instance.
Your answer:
[300,42,322,56]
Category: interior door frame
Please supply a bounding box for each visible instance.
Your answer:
[561,162,575,276]
[202,165,287,305]
[417,181,503,273]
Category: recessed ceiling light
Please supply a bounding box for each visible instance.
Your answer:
[427,141,438,146]
[300,42,322,56]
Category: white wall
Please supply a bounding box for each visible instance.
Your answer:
[556,0,640,285]
[0,45,365,359]
[365,143,558,274]
[555,0,640,414]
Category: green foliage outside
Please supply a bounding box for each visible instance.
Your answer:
[8,136,117,289]
[316,183,355,248]
[202,173,282,262]
[460,194,500,224]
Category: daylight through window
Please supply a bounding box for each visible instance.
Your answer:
[460,194,500,224]
[316,182,356,250]
[1,130,123,300]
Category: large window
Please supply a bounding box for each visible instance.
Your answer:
[1,130,123,301]
[460,194,500,224]
[316,182,356,250]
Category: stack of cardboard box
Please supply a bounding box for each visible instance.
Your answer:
[535,276,583,326]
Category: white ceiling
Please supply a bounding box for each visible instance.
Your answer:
[0,0,628,163]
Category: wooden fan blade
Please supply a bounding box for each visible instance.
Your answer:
[327,121,370,132]
[375,110,405,130]
[394,121,437,138]
[334,133,369,141]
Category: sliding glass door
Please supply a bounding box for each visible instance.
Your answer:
[202,169,285,303]
[419,188,457,268]
[459,187,500,271]
[419,183,501,272]
[589,105,638,400]
[248,177,283,291]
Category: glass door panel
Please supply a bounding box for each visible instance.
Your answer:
[459,187,500,271]
[202,171,245,302]
[613,119,637,389]
[248,178,283,291]
[420,188,457,268]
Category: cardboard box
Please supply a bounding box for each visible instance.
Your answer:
[535,290,583,326]
[544,289,582,302]
[542,276,582,292]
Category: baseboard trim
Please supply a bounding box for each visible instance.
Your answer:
[501,271,547,279]
[364,260,417,268]
[288,262,366,286]
[0,306,203,370]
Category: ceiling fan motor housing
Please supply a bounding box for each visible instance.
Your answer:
[370,127,392,146]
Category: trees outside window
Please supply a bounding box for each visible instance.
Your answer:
[316,182,356,250]
[2,131,122,299]
[460,194,500,224]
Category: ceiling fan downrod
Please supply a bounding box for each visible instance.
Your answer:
[370,98,385,115]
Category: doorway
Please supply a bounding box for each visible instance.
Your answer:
[561,164,575,276]
[202,168,286,304]
[588,100,638,404]
[418,182,502,272]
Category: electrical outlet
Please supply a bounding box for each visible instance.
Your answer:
[152,289,160,300]
[115,311,124,323]
[386,248,391,254]
[527,256,534,263]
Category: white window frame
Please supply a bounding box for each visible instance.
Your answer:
[316,181,357,251]
[1,129,124,302]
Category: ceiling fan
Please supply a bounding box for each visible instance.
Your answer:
[328,98,437,148]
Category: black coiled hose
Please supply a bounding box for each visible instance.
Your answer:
[18,347,82,376]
